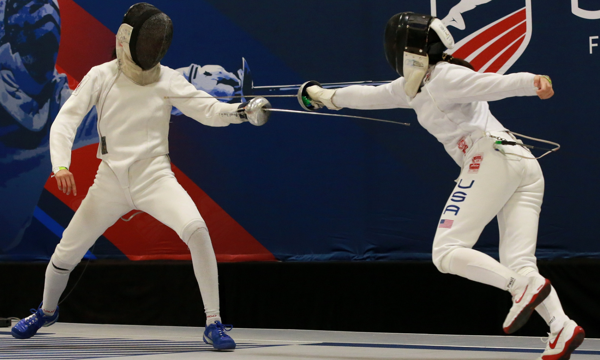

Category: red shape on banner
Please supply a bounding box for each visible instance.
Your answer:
[452,8,526,70]
[44,145,276,262]
[469,22,526,71]
[55,64,79,89]
[56,0,116,81]
[485,37,525,74]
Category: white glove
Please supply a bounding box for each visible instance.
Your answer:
[306,85,342,110]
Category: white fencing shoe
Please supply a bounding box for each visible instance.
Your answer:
[503,276,551,334]
[538,320,585,360]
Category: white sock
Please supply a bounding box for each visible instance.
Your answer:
[42,261,71,315]
[442,248,527,292]
[538,287,570,334]
[187,227,222,326]
[206,314,222,326]
[521,271,569,334]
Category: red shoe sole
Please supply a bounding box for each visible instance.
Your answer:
[542,326,585,360]
[503,279,551,334]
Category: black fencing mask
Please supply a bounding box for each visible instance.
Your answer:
[115,3,172,85]
[384,12,454,97]
[122,3,173,70]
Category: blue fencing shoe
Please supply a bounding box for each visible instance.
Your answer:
[203,321,236,350]
[11,305,59,339]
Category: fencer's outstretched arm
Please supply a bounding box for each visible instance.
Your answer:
[307,67,552,111]
[167,73,245,126]
[427,65,546,104]
[50,69,100,175]
[333,79,413,110]
[306,78,412,111]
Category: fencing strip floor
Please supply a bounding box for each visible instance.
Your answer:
[1,322,599,360]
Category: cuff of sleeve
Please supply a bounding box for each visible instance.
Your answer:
[237,102,249,121]
[224,103,246,124]
[53,166,68,174]
[526,74,538,95]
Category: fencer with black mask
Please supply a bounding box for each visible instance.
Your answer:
[11,2,269,350]
[305,12,584,360]
[115,2,171,85]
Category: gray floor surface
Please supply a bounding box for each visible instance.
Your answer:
[1,322,599,360]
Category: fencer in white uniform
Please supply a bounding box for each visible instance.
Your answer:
[11,3,270,350]
[305,12,584,360]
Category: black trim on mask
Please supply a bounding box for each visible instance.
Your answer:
[384,12,447,76]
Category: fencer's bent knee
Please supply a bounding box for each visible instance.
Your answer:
[49,253,78,273]
[181,219,208,244]
[432,246,453,274]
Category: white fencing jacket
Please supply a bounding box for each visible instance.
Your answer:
[333,62,539,166]
[50,59,243,178]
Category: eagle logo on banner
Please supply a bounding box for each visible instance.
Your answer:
[431,0,532,74]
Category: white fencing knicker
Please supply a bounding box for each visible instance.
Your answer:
[432,131,544,275]
[51,155,207,270]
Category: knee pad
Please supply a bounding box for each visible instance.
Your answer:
[50,253,77,273]
[180,219,208,245]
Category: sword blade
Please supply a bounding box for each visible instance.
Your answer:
[264,108,410,126]
[253,80,393,92]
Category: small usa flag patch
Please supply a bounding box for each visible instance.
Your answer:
[438,219,454,229]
